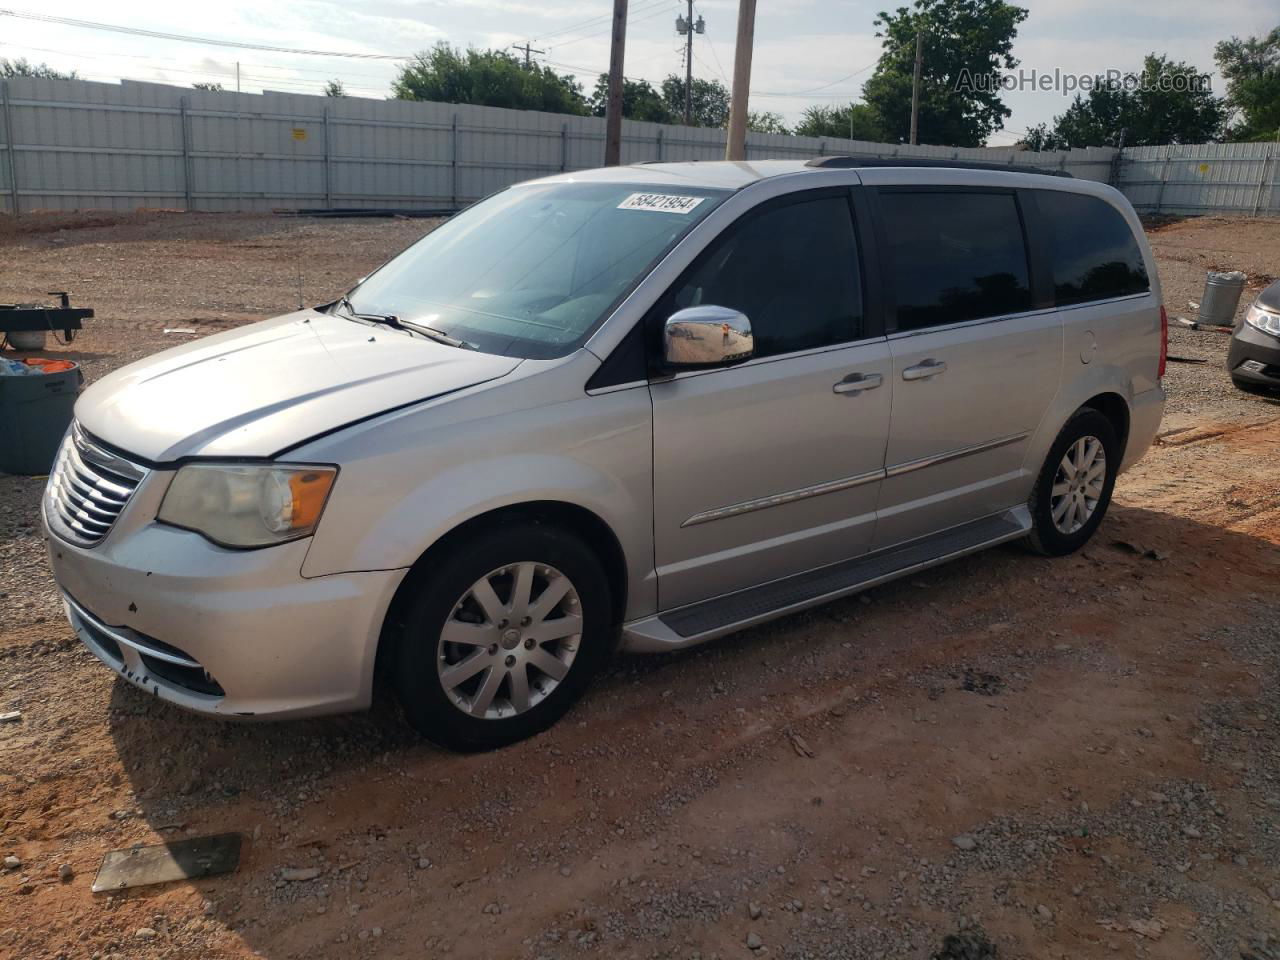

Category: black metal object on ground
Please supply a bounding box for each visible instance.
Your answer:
[0,292,93,342]
[91,833,243,893]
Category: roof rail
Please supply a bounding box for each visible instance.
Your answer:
[804,156,1073,178]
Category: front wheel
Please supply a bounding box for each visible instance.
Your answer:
[1025,409,1120,556]
[394,522,613,751]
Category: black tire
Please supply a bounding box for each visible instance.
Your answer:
[394,521,613,751]
[1025,408,1120,557]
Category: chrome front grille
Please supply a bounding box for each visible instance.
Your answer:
[45,423,147,546]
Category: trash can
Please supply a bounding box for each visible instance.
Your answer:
[1198,270,1248,327]
[6,330,47,351]
[0,359,82,475]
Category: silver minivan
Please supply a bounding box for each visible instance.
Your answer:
[44,158,1166,749]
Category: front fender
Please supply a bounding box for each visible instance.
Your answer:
[294,354,657,621]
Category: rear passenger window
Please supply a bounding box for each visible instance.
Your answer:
[879,191,1031,331]
[1036,191,1149,306]
[672,195,862,358]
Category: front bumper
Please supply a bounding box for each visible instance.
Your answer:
[1227,323,1280,388]
[45,509,405,720]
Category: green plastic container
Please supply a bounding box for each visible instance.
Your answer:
[0,361,82,475]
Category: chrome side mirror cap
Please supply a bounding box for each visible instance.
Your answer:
[663,305,754,367]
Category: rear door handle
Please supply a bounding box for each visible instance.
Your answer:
[902,359,947,381]
[833,372,883,395]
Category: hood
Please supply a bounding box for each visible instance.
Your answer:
[1257,279,1280,315]
[76,310,523,461]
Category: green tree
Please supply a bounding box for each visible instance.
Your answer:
[393,43,588,116]
[861,0,1028,147]
[744,111,791,135]
[588,75,675,122]
[1017,122,1068,151]
[0,58,78,80]
[794,103,887,141]
[192,82,224,92]
[324,79,348,98]
[1215,27,1280,141]
[1045,55,1229,147]
[660,75,730,127]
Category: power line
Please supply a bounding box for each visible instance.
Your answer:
[752,36,916,98]
[540,6,711,92]
[695,2,731,86]
[532,8,624,43]
[0,41,391,96]
[547,3,674,52]
[542,57,647,85]
[1,40,397,85]
[533,0,669,45]
[0,5,685,96]
[0,8,412,60]
[692,50,725,86]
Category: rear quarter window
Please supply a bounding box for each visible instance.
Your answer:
[1036,190,1149,306]
[877,190,1032,332]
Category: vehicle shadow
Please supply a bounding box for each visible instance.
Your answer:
[101,499,1279,955]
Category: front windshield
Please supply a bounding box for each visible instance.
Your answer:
[344,181,728,358]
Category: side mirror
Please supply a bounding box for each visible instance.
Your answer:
[663,305,754,367]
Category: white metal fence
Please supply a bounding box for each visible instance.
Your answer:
[0,76,1275,218]
[1115,142,1279,216]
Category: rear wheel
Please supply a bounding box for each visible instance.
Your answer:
[1026,409,1119,556]
[394,522,613,751]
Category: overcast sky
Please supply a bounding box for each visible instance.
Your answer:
[2,0,1276,145]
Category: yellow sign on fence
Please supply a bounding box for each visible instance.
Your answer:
[292,128,307,141]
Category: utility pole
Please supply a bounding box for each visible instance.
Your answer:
[724,0,756,161]
[603,0,628,166]
[511,42,545,68]
[684,0,693,124]
[676,1,705,125]
[908,27,923,145]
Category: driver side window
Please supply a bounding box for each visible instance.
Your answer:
[672,194,863,359]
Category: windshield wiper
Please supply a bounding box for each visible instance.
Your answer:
[397,319,477,351]
[335,296,397,325]
[334,297,475,350]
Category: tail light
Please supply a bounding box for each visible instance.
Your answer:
[1158,305,1168,379]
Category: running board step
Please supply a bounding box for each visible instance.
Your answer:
[622,508,1031,652]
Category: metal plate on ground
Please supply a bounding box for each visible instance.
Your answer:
[91,833,242,893]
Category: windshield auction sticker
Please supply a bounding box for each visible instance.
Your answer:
[617,193,706,214]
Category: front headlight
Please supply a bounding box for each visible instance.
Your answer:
[1245,302,1280,338]
[157,464,337,548]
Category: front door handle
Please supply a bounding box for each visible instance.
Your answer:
[833,372,883,395]
[902,359,947,381]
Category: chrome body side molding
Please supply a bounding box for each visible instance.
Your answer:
[682,433,1029,528]
[884,432,1029,478]
[681,468,884,528]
